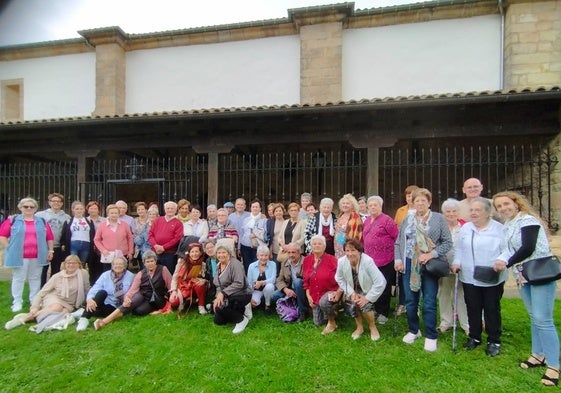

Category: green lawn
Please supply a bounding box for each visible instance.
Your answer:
[0,280,558,393]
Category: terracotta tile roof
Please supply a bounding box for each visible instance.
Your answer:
[1,86,559,127]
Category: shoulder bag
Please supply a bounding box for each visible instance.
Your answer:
[471,232,499,284]
[520,255,561,285]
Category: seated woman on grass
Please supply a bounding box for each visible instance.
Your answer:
[75,256,135,331]
[92,250,171,330]
[5,255,90,332]
[247,245,276,316]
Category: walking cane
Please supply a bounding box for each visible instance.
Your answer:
[452,273,459,353]
[393,270,400,337]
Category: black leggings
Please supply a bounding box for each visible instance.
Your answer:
[214,293,251,325]
[82,290,117,319]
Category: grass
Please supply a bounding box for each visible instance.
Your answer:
[0,280,559,393]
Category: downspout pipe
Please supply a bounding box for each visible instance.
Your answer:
[498,0,505,90]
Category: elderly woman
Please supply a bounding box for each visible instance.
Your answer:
[75,256,134,331]
[451,197,506,357]
[299,192,313,220]
[212,240,252,334]
[336,239,386,341]
[334,194,363,259]
[438,198,469,335]
[168,242,208,315]
[394,185,419,227]
[493,191,559,386]
[206,204,218,230]
[362,195,399,325]
[92,250,172,330]
[395,188,453,352]
[208,208,239,246]
[183,204,209,242]
[265,203,285,265]
[304,197,337,255]
[86,201,106,229]
[239,199,267,272]
[247,245,277,315]
[94,204,134,276]
[278,202,306,261]
[5,255,90,332]
[176,199,191,224]
[61,201,96,267]
[303,235,341,335]
[0,197,54,312]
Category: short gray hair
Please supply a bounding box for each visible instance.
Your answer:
[207,204,217,211]
[471,197,492,213]
[367,195,383,207]
[256,245,270,255]
[142,250,158,261]
[164,201,177,210]
[310,234,326,247]
[441,198,460,212]
[319,198,334,208]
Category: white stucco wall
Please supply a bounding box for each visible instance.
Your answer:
[126,35,300,112]
[342,15,502,99]
[0,52,95,120]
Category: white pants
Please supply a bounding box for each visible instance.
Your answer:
[11,258,43,307]
[251,283,275,306]
[438,275,469,331]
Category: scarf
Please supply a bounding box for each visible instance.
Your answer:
[112,270,125,304]
[409,211,434,292]
[246,213,261,230]
[319,213,334,236]
[60,269,86,309]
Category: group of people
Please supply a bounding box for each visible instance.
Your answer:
[1,179,559,387]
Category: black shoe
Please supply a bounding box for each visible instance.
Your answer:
[464,338,481,350]
[296,313,307,323]
[486,342,501,357]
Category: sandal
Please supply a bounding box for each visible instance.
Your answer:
[321,324,337,335]
[520,354,546,369]
[541,367,559,387]
[93,319,105,331]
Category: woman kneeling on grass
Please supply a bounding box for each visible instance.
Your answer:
[92,250,171,330]
[75,256,135,331]
[5,255,90,332]
[212,240,252,334]
[335,239,386,341]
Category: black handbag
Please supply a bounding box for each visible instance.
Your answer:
[520,255,561,285]
[423,257,450,278]
[343,299,358,318]
[473,266,499,284]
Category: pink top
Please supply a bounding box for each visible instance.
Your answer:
[0,218,54,258]
[363,213,399,267]
[94,220,134,256]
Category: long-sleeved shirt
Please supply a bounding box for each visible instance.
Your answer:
[94,219,134,256]
[363,213,399,267]
[302,252,339,305]
[87,269,135,307]
[247,260,277,288]
[148,216,183,254]
[213,258,252,297]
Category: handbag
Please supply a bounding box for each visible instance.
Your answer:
[147,271,167,309]
[343,299,358,318]
[277,249,289,263]
[520,255,561,285]
[276,296,299,322]
[473,266,499,284]
[423,257,450,278]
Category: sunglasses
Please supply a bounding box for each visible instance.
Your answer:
[22,205,35,209]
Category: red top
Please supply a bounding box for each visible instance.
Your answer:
[302,252,339,305]
[148,216,183,254]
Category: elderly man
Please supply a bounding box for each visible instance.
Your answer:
[272,242,309,322]
[115,200,134,231]
[457,178,500,222]
[148,201,183,274]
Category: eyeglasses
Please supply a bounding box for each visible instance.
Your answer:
[22,205,35,209]
[49,200,62,203]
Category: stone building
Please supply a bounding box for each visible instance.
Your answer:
[0,0,559,234]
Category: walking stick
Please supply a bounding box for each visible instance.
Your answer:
[452,273,459,353]
[393,270,400,337]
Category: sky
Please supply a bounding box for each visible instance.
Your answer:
[0,0,422,46]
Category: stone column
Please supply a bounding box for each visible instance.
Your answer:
[193,143,234,206]
[79,27,128,116]
[349,136,397,196]
[64,150,100,202]
[291,4,352,104]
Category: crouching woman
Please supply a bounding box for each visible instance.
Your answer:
[92,250,171,330]
[212,241,252,334]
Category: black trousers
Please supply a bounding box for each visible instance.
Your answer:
[82,290,117,319]
[463,282,504,344]
[374,261,395,318]
[214,293,251,325]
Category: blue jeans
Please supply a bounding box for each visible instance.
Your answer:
[520,281,560,368]
[70,240,90,266]
[271,277,310,315]
[402,258,439,339]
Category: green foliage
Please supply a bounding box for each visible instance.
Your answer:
[0,281,558,393]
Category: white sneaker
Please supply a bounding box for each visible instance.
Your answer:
[5,313,26,330]
[377,314,388,325]
[11,304,22,313]
[71,308,85,319]
[198,306,207,315]
[232,316,249,334]
[424,338,438,352]
[76,317,89,332]
[244,303,253,320]
[402,331,422,344]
